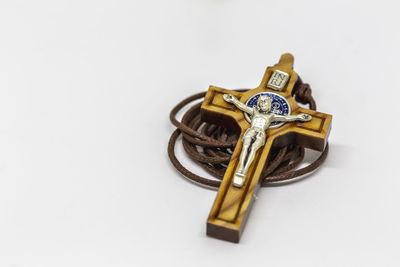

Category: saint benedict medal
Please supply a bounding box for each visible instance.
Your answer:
[168,53,332,243]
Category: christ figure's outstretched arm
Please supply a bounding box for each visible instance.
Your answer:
[274,113,312,122]
[223,94,254,115]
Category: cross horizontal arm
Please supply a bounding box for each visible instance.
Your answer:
[201,86,248,133]
[274,108,332,152]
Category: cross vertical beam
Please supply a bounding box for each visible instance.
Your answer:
[201,54,332,242]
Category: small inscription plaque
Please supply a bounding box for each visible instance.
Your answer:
[267,70,289,91]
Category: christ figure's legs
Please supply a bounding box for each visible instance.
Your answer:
[233,129,266,187]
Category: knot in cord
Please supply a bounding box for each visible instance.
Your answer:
[293,77,316,110]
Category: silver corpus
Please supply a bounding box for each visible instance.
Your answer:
[267,70,290,91]
[222,93,312,188]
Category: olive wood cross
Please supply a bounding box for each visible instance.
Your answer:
[200,53,332,243]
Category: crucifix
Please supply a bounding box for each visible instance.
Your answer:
[200,53,332,243]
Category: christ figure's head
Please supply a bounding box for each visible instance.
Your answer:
[256,95,272,113]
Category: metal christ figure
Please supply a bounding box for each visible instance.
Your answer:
[223,93,312,187]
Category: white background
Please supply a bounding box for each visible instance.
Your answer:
[0,0,399,266]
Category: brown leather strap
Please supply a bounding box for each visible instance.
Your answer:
[168,77,329,188]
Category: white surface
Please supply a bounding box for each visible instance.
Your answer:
[0,0,399,266]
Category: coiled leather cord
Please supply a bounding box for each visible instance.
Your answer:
[168,77,329,188]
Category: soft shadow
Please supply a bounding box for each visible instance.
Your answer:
[320,143,354,169]
[264,143,352,187]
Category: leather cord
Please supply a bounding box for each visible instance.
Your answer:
[168,77,329,188]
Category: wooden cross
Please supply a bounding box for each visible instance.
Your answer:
[200,53,332,243]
